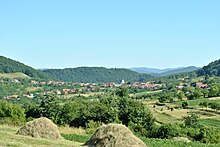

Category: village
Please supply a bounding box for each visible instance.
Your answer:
[2,77,208,100]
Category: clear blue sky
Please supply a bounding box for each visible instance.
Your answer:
[0,0,220,69]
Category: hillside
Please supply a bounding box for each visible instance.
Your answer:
[43,67,154,83]
[197,59,220,76]
[0,72,29,79]
[0,125,81,147]
[160,66,199,76]
[130,66,199,76]
[0,56,52,80]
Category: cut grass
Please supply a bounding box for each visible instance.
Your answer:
[59,126,86,135]
[0,72,29,79]
[61,132,220,147]
[0,125,82,147]
[140,137,220,147]
[62,133,91,143]
[152,110,180,124]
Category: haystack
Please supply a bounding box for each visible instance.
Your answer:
[84,123,147,147]
[17,117,62,140]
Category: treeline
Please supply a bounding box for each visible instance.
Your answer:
[0,56,51,80]
[43,67,154,83]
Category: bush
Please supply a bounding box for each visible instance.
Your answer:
[197,126,220,144]
[85,120,102,134]
[183,113,199,128]
[182,101,188,109]
[156,124,180,139]
[0,100,26,125]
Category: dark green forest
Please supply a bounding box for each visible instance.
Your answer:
[43,67,154,83]
[197,59,220,76]
[2,55,220,83]
[0,56,51,80]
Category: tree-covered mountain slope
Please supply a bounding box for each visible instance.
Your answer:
[0,56,51,80]
[43,67,154,83]
[197,59,220,76]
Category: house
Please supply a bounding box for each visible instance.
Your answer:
[40,82,46,85]
[195,82,208,88]
[56,90,62,95]
[62,88,70,94]
[132,82,140,86]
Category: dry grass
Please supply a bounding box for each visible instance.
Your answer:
[85,123,147,147]
[26,87,43,92]
[163,109,192,119]
[64,92,104,98]
[129,90,162,97]
[17,117,62,140]
[0,124,82,147]
[208,97,220,100]
[59,126,86,135]
[0,72,29,78]
[173,137,191,143]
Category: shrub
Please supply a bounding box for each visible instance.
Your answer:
[0,100,26,125]
[156,124,180,139]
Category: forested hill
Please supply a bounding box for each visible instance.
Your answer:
[43,67,154,83]
[197,59,220,76]
[0,56,51,80]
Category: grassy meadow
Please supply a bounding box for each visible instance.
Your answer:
[0,73,29,79]
[0,125,82,147]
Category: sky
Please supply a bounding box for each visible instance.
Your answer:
[0,0,220,69]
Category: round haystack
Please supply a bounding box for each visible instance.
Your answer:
[17,117,62,140]
[84,123,147,147]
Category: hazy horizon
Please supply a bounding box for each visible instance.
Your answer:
[1,0,220,69]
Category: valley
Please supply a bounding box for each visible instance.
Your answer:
[0,56,220,146]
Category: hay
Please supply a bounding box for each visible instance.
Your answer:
[84,123,147,147]
[17,117,62,140]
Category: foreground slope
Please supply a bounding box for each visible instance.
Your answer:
[43,67,154,83]
[0,56,51,80]
[0,125,81,147]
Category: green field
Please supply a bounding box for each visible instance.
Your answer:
[174,98,220,108]
[142,97,220,125]
[199,119,220,128]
